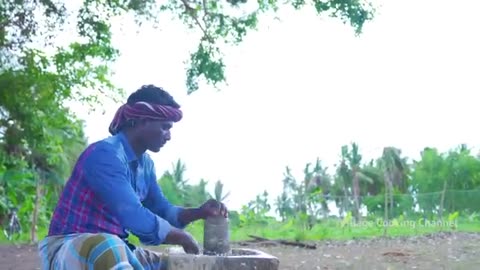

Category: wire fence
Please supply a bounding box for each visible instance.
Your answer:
[318,189,480,223]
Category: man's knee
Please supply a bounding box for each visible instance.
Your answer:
[76,233,124,255]
[75,233,131,268]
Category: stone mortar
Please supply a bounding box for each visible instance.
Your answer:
[166,247,280,270]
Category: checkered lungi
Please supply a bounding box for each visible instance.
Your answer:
[38,233,167,270]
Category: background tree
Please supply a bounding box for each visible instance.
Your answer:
[0,0,402,242]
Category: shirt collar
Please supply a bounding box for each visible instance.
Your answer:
[117,131,138,163]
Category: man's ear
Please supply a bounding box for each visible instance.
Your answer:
[137,119,148,126]
[136,119,149,128]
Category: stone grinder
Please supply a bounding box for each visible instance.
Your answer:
[164,216,280,269]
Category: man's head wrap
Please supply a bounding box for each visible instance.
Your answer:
[108,101,183,135]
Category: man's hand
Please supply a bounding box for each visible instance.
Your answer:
[164,228,200,254]
[177,199,228,226]
[199,199,228,218]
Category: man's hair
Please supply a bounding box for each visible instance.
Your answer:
[127,84,180,109]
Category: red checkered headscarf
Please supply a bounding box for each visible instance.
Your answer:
[108,101,183,135]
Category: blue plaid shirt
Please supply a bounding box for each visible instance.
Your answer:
[46,131,185,245]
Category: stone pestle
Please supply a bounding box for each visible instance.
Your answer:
[203,215,231,255]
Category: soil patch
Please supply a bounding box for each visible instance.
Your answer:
[1,232,480,269]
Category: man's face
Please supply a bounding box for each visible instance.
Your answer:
[139,120,173,152]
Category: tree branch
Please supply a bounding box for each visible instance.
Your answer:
[179,0,214,43]
[239,235,317,250]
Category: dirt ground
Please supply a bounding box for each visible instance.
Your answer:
[1,232,480,269]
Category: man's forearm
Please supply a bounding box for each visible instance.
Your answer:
[178,207,204,225]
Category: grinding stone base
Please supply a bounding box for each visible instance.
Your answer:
[165,247,280,270]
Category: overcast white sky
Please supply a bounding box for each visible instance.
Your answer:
[71,0,480,211]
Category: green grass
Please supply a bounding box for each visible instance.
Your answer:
[2,217,480,245]
[227,218,480,242]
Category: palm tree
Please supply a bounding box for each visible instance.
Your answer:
[282,166,304,214]
[332,155,351,218]
[304,158,331,218]
[165,159,188,188]
[380,147,409,220]
[163,159,189,202]
[212,180,230,202]
[343,143,374,222]
[275,191,294,221]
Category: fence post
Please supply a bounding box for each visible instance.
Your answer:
[439,180,447,223]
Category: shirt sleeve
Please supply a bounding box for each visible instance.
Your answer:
[142,157,187,229]
[82,143,174,245]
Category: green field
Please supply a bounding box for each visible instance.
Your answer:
[3,212,480,246]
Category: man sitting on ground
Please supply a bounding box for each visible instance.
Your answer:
[39,85,227,270]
